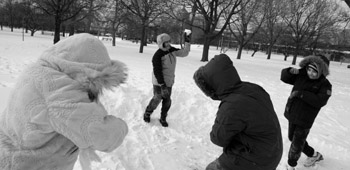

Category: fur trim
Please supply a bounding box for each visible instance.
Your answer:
[75,60,127,99]
[193,66,216,98]
[299,55,329,77]
[157,33,171,50]
[37,33,128,100]
[39,56,127,100]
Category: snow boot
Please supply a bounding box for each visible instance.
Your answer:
[304,151,324,167]
[143,112,151,123]
[159,117,168,127]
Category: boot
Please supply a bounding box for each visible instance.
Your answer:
[304,151,323,167]
[143,112,151,123]
[159,117,168,127]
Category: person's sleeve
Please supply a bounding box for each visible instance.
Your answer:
[43,73,128,153]
[281,67,297,85]
[152,50,165,85]
[297,80,332,108]
[210,102,245,148]
[172,42,190,57]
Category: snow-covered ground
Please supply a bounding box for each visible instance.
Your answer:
[1,28,349,170]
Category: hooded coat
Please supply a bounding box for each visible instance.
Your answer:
[152,33,190,87]
[281,55,332,128]
[193,54,283,170]
[0,33,128,170]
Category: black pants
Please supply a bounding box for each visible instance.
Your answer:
[287,122,315,167]
[145,85,172,118]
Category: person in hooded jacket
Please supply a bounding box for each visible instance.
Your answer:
[281,55,332,170]
[143,32,191,127]
[0,33,128,170]
[193,54,283,170]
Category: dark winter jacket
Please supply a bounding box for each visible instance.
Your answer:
[281,55,332,128]
[152,34,190,87]
[193,54,283,170]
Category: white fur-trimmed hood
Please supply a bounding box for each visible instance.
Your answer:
[38,33,127,98]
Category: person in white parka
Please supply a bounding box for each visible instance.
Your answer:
[0,33,128,170]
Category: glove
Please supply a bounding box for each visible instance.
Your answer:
[161,84,170,98]
[289,68,299,74]
[289,91,302,99]
[184,29,192,43]
[88,90,97,102]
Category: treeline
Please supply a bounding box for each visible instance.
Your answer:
[1,0,350,64]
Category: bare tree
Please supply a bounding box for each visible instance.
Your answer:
[65,0,106,36]
[20,0,48,36]
[0,1,5,30]
[191,0,243,61]
[120,0,165,53]
[282,0,339,65]
[34,0,88,44]
[83,0,107,33]
[163,1,194,47]
[260,0,286,60]
[104,0,127,46]
[3,0,15,32]
[228,0,266,59]
[308,1,342,53]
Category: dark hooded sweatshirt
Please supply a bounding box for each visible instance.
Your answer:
[281,55,332,128]
[193,54,283,170]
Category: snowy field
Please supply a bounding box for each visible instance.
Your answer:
[1,28,350,170]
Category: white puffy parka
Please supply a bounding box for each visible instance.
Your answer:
[0,33,128,170]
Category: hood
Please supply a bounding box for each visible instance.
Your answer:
[193,54,241,100]
[157,33,171,51]
[38,33,127,99]
[299,55,330,77]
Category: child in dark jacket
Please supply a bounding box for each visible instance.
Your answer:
[194,54,283,170]
[281,55,332,170]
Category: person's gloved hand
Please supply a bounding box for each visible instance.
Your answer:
[289,68,299,74]
[161,84,170,98]
[88,90,97,102]
[184,29,192,43]
[289,91,302,99]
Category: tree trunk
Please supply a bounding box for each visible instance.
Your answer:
[30,30,34,36]
[201,38,211,62]
[10,14,13,32]
[267,45,272,59]
[86,0,94,33]
[292,54,297,65]
[292,46,299,65]
[251,49,257,57]
[139,25,146,53]
[54,15,61,44]
[62,25,66,37]
[237,45,243,59]
[112,29,117,46]
[112,35,116,46]
[69,23,75,36]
